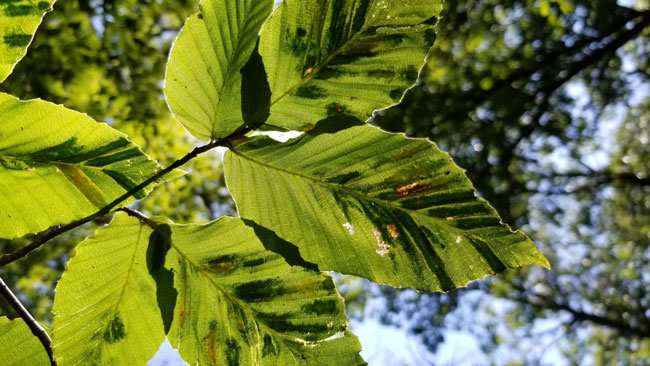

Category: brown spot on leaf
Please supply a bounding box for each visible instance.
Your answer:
[206,261,237,274]
[303,123,315,132]
[197,13,203,19]
[176,293,187,329]
[386,224,399,239]
[306,67,313,74]
[205,329,218,364]
[206,255,238,274]
[204,321,219,363]
[57,165,107,208]
[396,182,432,197]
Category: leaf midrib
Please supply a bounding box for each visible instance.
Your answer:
[229,146,526,248]
[0,150,133,173]
[211,1,266,138]
[168,239,327,362]
[88,223,146,362]
[268,0,396,108]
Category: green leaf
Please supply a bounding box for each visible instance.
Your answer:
[51,213,365,365]
[51,214,166,366]
[0,0,54,83]
[165,216,366,365]
[224,122,550,292]
[0,317,50,366]
[259,0,442,131]
[165,0,274,141]
[0,93,170,239]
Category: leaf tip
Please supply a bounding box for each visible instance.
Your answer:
[538,254,552,270]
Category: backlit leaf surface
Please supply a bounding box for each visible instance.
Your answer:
[52,214,365,365]
[165,216,366,365]
[0,93,168,239]
[51,214,164,366]
[0,317,50,366]
[0,0,54,82]
[165,0,274,140]
[225,122,549,291]
[260,0,442,131]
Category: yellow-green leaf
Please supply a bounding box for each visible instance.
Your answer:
[0,0,54,83]
[224,122,549,292]
[51,214,165,366]
[0,317,50,366]
[52,213,365,365]
[260,0,443,131]
[165,0,274,140]
[0,93,169,239]
[165,216,366,365]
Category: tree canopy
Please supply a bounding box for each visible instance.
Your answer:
[364,0,650,364]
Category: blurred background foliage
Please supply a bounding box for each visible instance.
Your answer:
[1,0,649,365]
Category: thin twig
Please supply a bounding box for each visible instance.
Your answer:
[539,10,650,97]
[0,126,251,266]
[510,290,650,339]
[0,276,55,365]
[479,9,646,98]
[475,10,650,203]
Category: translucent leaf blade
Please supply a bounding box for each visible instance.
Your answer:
[51,214,165,366]
[0,0,54,83]
[260,0,443,131]
[0,93,168,239]
[165,217,366,366]
[0,317,50,366]
[225,123,550,292]
[164,0,274,140]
